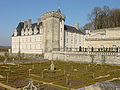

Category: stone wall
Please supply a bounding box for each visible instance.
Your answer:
[45,51,120,65]
[84,27,120,48]
[64,31,84,50]
[12,34,43,54]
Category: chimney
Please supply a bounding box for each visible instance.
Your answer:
[37,18,41,25]
[24,21,28,28]
[74,23,79,30]
[28,19,32,27]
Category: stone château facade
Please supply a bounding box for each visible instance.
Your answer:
[12,9,120,63]
[12,9,84,54]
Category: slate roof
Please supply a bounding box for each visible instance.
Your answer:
[64,25,84,34]
[16,22,24,36]
[31,23,37,29]
[13,22,84,36]
[14,22,42,36]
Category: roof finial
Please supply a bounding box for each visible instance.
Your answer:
[58,6,60,9]
[57,6,61,13]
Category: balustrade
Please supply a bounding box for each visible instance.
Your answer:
[53,46,120,53]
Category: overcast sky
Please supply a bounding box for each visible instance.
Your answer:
[0,0,120,46]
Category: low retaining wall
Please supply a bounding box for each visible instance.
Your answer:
[44,51,120,65]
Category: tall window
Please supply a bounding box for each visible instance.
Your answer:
[61,37,62,40]
[61,28,62,32]
[60,20,62,24]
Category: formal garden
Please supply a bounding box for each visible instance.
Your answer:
[0,57,120,90]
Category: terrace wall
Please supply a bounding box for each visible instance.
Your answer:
[45,51,120,65]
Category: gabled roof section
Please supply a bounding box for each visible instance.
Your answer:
[31,23,37,29]
[29,22,42,29]
[16,22,24,36]
[64,25,84,34]
[14,22,42,36]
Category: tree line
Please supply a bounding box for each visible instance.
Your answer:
[83,6,120,30]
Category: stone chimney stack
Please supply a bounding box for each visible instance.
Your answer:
[37,18,41,24]
[28,19,32,27]
[24,21,28,28]
[74,23,79,30]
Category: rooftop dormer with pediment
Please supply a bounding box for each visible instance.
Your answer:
[12,9,66,37]
[28,27,33,35]
[34,26,38,35]
[12,19,43,37]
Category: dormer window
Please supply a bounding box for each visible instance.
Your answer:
[25,28,28,35]
[60,19,62,24]
[29,28,33,35]
[39,28,41,34]
[39,26,43,34]
[34,26,38,35]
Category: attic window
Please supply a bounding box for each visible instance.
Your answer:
[60,19,62,24]
[61,28,62,32]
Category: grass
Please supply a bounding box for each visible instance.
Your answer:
[0,60,120,89]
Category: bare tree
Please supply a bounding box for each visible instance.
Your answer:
[84,6,120,30]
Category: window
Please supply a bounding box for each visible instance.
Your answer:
[61,37,62,40]
[30,44,31,49]
[61,28,62,32]
[26,38,27,42]
[35,37,36,42]
[25,45,27,49]
[60,20,62,24]
[22,38,24,42]
[30,38,31,42]
[67,38,68,43]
